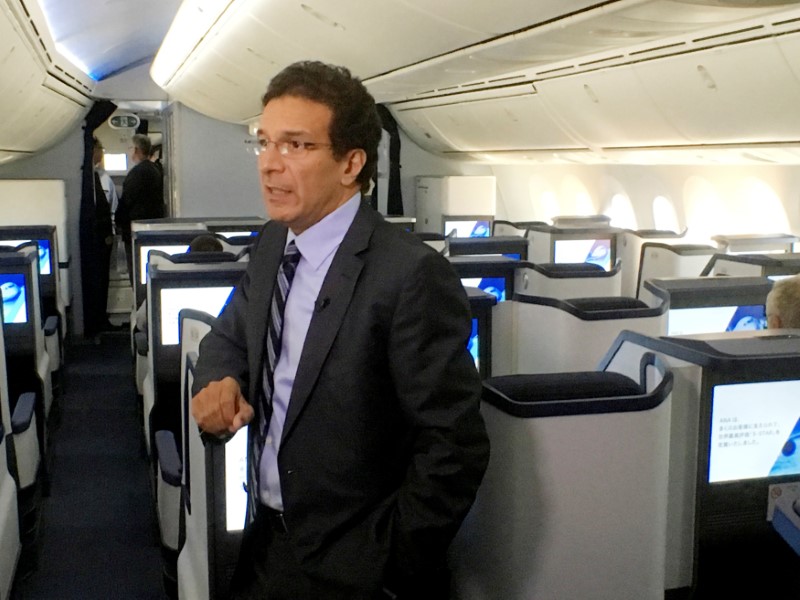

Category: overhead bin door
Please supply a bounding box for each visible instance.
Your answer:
[634,36,800,144]
[392,88,586,155]
[536,64,689,149]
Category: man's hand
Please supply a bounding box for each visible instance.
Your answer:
[191,376,254,435]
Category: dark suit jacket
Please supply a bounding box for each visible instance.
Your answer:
[193,202,489,596]
[116,159,164,237]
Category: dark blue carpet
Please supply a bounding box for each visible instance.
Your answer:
[11,332,167,599]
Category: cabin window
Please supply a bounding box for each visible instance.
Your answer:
[734,178,788,234]
[607,193,637,230]
[652,195,680,233]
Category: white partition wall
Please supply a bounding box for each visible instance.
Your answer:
[0,180,69,306]
[450,356,673,600]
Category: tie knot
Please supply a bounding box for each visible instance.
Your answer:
[283,240,301,266]
[281,240,301,283]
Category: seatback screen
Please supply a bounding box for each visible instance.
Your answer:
[709,380,800,483]
[553,238,612,271]
[159,286,235,345]
[0,239,51,275]
[468,318,479,370]
[0,273,27,324]
[668,305,767,336]
[444,220,491,238]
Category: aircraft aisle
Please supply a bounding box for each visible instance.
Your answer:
[10,331,167,599]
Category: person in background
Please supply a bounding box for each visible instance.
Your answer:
[116,133,165,283]
[87,137,116,335]
[134,233,224,331]
[766,274,800,328]
[191,60,489,600]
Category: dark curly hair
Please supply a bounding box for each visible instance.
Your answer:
[262,61,382,194]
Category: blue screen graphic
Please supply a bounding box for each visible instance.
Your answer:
[462,277,506,302]
[37,239,51,275]
[468,318,479,369]
[725,305,767,332]
[0,273,27,324]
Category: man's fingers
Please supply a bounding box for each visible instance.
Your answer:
[192,377,245,435]
[230,398,255,432]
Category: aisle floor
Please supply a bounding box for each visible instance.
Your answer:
[11,331,167,599]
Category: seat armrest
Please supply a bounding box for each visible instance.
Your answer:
[43,315,59,336]
[134,331,149,356]
[155,430,182,487]
[11,392,36,434]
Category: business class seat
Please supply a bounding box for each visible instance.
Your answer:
[176,310,246,600]
[513,261,622,300]
[600,329,800,594]
[138,249,243,451]
[0,253,43,580]
[636,243,717,298]
[447,235,529,261]
[449,352,673,600]
[0,250,52,449]
[0,244,61,396]
[701,251,800,278]
[616,229,686,297]
[0,423,20,598]
[491,291,668,376]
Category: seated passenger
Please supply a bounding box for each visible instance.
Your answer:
[766,274,800,328]
[135,234,224,331]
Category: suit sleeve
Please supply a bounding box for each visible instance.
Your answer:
[386,249,490,584]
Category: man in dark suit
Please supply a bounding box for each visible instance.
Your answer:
[116,133,164,283]
[191,61,489,600]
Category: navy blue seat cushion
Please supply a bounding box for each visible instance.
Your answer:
[537,262,604,275]
[485,372,641,404]
[483,372,645,417]
[170,251,235,263]
[567,296,647,311]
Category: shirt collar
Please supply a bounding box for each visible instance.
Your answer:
[288,192,361,270]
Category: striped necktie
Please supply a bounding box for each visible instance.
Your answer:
[248,240,301,517]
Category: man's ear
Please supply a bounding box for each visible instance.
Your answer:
[340,148,366,187]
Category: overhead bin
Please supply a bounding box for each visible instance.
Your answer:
[0,0,92,162]
[537,64,689,148]
[393,88,585,154]
[634,37,800,144]
[154,0,599,122]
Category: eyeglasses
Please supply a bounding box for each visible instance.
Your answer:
[245,138,332,158]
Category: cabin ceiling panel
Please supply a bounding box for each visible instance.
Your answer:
[391,0,604,36]
[535,65,690,148]
[366,0,798,102]
[160,0,610,119]
[394,91,587,152]
[776,34,800,83]
[634,37,800,143]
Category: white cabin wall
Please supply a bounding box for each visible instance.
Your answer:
[398,129,493,218]
[166,103,263,219]
[484,163,800,243]
[0,126,85,332]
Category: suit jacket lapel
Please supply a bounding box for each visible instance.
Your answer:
[281,204,377,443]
